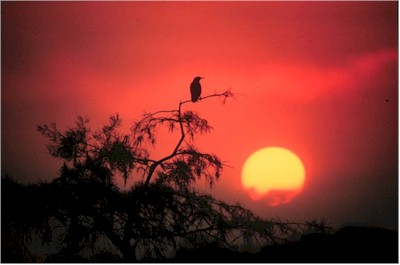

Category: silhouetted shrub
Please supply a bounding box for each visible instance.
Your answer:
[3,93,333,262]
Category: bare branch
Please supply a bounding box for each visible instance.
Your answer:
[142,90,233,187]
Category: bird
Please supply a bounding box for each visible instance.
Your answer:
[190,76,203,102]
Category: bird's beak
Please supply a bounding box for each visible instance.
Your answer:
[200,77,204,79]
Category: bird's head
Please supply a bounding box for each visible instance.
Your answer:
[194,76,204,82]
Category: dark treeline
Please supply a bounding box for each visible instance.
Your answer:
[2,175,397,262]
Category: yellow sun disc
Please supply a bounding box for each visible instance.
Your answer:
[241,147,305,206]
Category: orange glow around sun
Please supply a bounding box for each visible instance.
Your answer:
[241,147,306,206]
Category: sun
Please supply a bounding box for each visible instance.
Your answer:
[241,147,305,206]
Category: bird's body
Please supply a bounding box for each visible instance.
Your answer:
[190,76,203,102]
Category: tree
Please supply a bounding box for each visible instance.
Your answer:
[3,90,330,262]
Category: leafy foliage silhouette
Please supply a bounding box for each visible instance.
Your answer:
[3,90,332,262]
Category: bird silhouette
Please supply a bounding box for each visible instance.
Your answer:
[190,76,203,102]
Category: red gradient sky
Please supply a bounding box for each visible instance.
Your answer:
[2,2,398,229]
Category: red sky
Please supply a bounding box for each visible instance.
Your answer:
[2,2,398,229]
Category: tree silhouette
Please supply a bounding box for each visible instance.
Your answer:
[3,90,331,262]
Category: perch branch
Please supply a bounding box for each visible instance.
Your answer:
[143,90,233,187]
